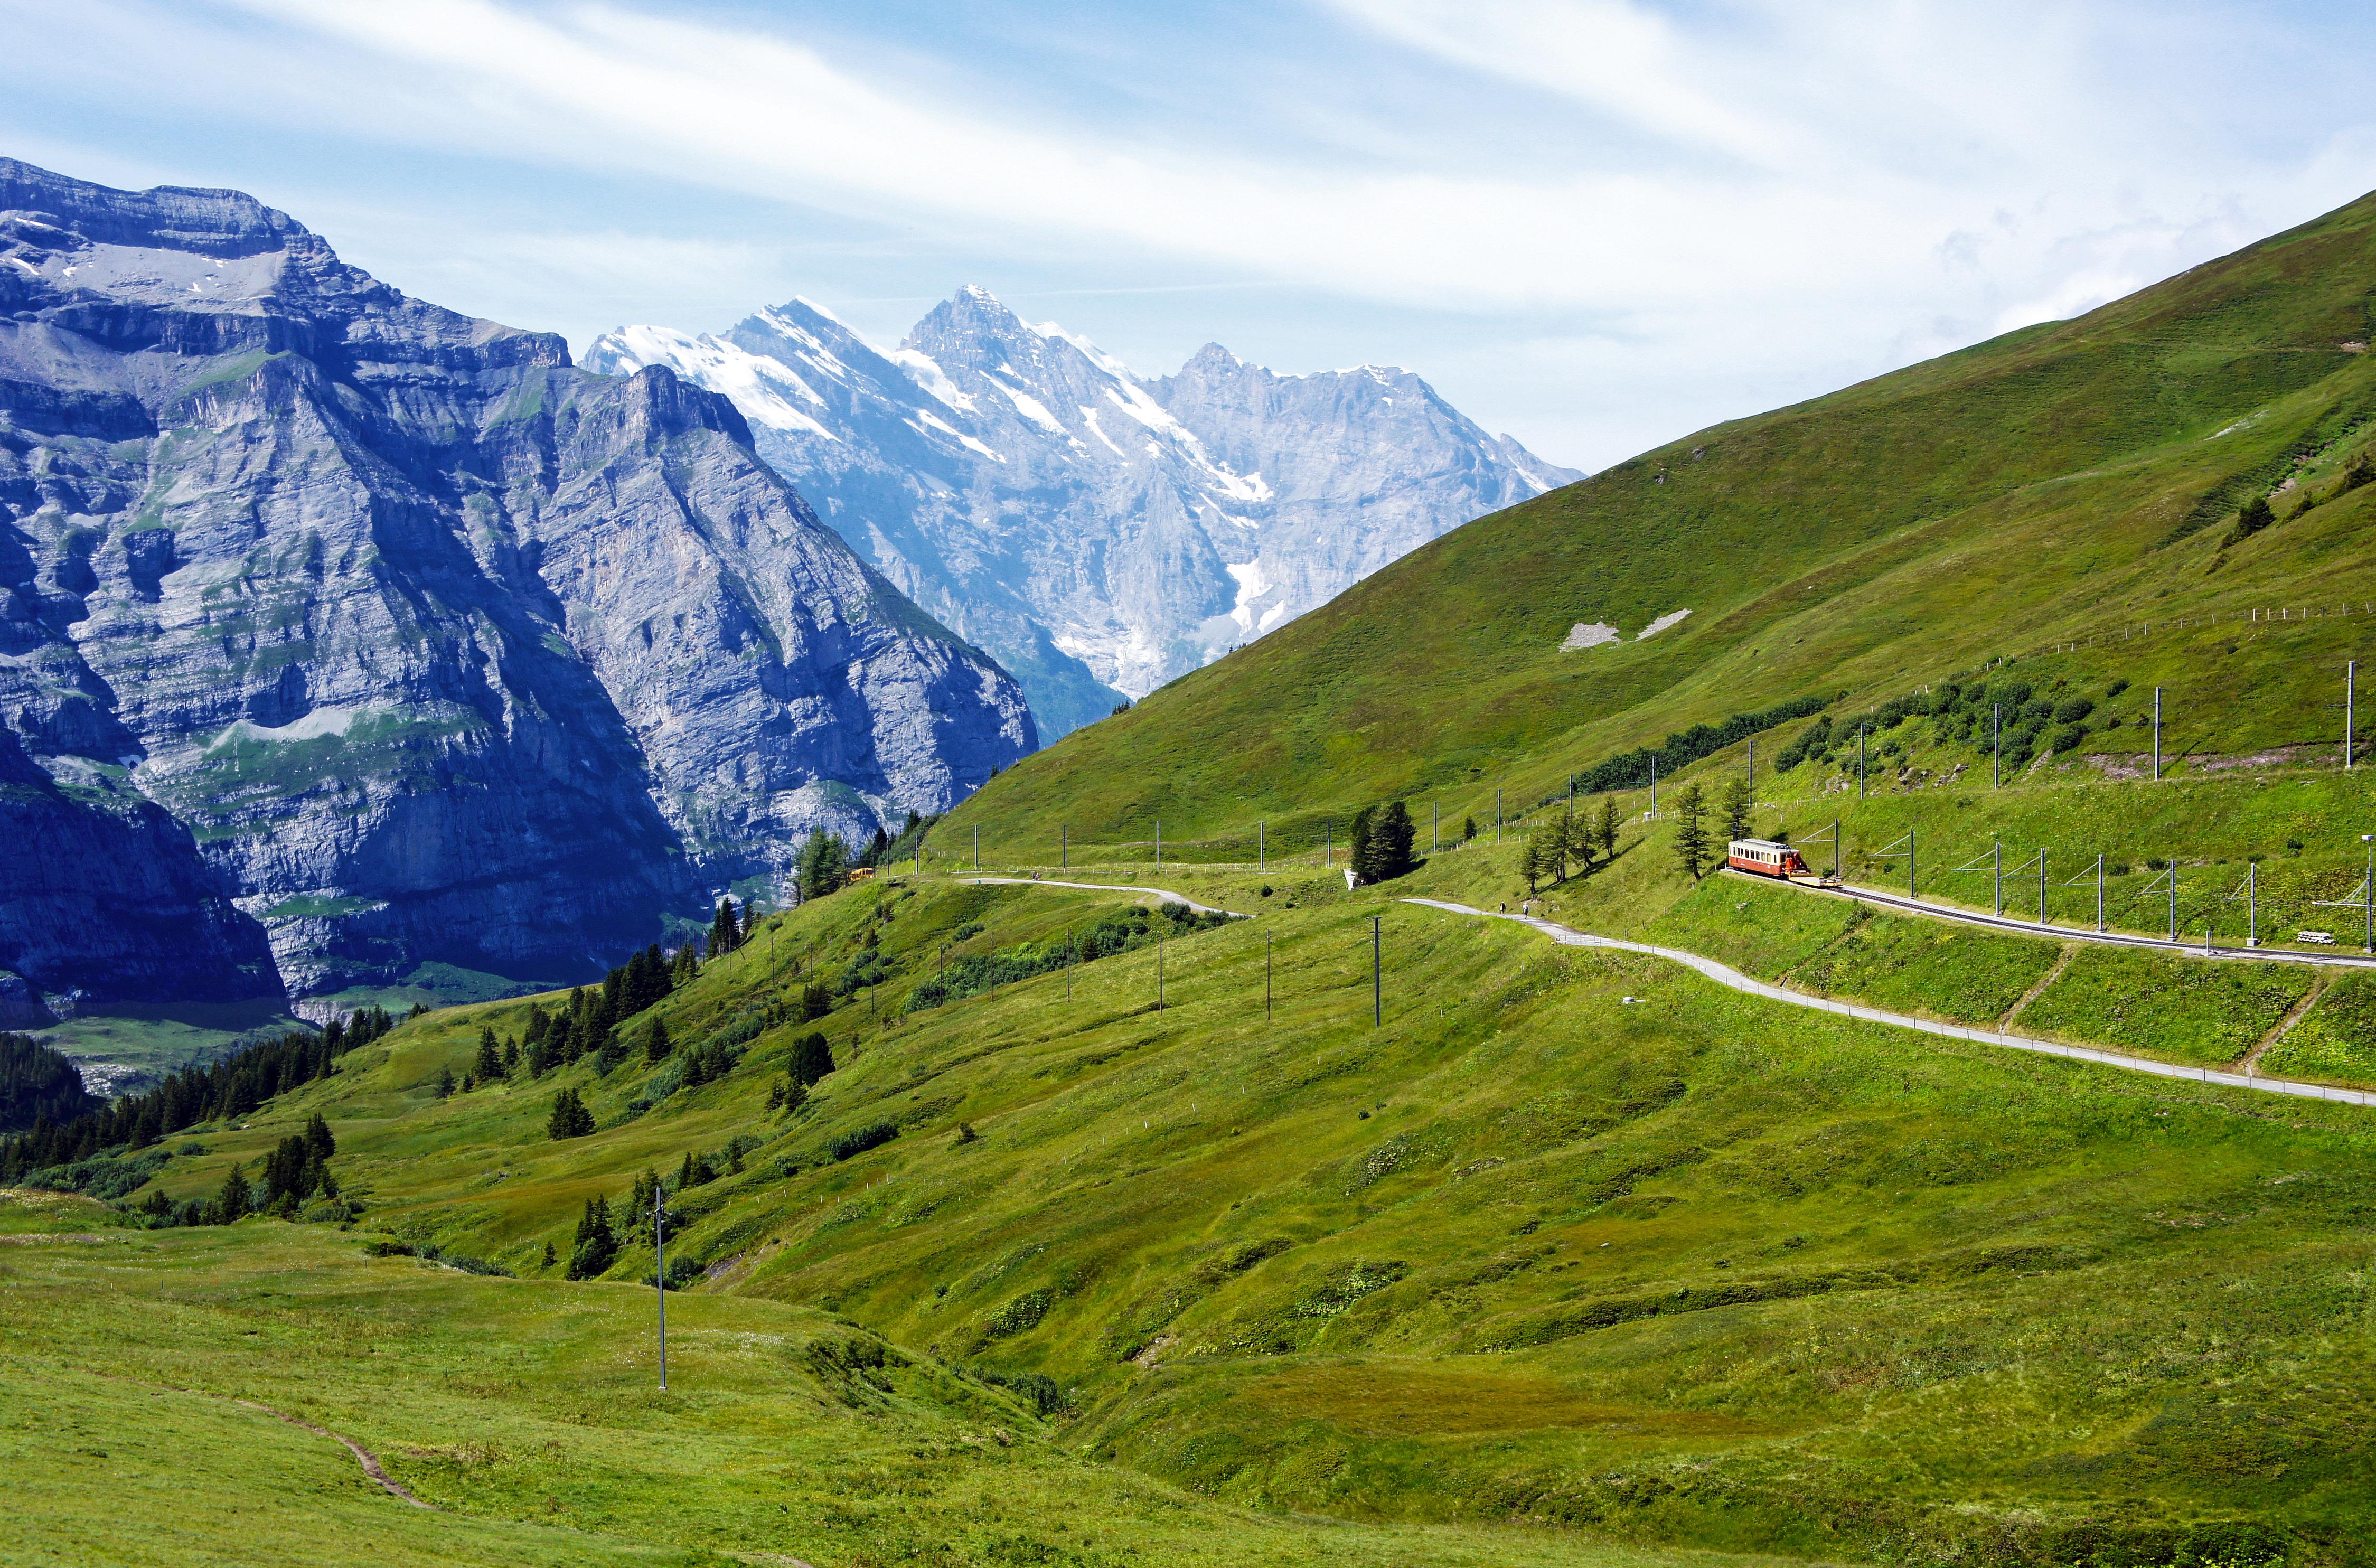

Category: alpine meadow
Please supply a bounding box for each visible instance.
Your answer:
[11,66,2376,1568]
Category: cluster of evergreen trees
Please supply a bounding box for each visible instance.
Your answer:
[1563,693,1830,798]
[706,900,753,957]
[0,1032,101,1133]
[1666,773,1768,880]
[1346,802,1419,885]
[0,1007,397,1185]
[1519,797,1624,892]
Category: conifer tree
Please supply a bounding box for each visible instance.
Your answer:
[1347,805,1377,884]
[1373,801,1416,881]
[644,1019,673,1063]
[792,1031,835,1086]
[671,945,698,986]
[473,1027,503,1083]
[567,1195,617,1279]
[547,1087,594,1140]
[217,1161,251,1224]
[1673,781,1713,879]
[501,1036,520,1075]
[303,1112,335,1162]
[433,1065,454,1100]
[1462,815,1478,842]
[1595,796,1621,861]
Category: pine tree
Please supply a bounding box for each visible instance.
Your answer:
[303,1112,335,1162]
[434,1065,454,1100]
[1372,801,1416,881]
[644,1019,672,1063]
[547,1087,594,1140]
[671,944,698,986]
[1347,805,1377,884]
[1673,781,1713,879]
[541,1241,557,1270]
[567,1195,617,1279]
[1462,815,1478,842]
[792,1031,835,1086]
[501,1036,520,1075]
[1595,796,1621,861]
[2234,493,2276,538]
[1721,772,1756,843]
[473,1026,503,1083]
[217,1161,252,1224]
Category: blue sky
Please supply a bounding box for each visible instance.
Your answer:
[5,1,2374,469]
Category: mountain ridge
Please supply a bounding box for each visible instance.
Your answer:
[0,156,1033,1009]
[585,287,1577,737]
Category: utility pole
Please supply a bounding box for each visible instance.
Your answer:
[973,824,980,872]
[1496,788,1504,844]
[1568,773,1575,811]
[1265,934,1273,1021]
[2168,858,2178,941]
[1156,819,1162,870]
[1370,916,1382,1027]
[1993,705,2001,788]
[1832,819,1842,881]
[1061,824,1067,870]
[1432,803,1439,853]
[1258,820,1265,871]
[1911,827,1918,899]
[1747,738,1754,778]
[1858,724,1866,800]
[2153,687,2162,781]
[1993,840,2003,916]
[2038,848,2047,925]
[655,1189,668,1392]
[2364,834,2373,954]
[2350,661,2358,771]
[2096,854,2104,933]
[2249,862,2258,947]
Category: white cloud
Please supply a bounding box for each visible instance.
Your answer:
[7,0,2374,467]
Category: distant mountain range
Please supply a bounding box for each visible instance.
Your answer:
[586,288,1577,738]
[0,158,1031,1008]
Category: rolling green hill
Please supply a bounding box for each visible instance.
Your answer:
[944,191,2376,862]
[31,865,2376,1565]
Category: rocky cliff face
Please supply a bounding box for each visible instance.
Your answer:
[586,289,1578,738]
[0,159,1032,1004]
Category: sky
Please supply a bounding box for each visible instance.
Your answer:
[4,1,2374,470]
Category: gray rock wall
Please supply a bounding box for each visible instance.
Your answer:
[0,158,1032,1002]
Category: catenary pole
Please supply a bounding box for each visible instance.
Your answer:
[1156,819,1162,870]
[1061,824,1067,870]
[655,1190,668,1391]
[2096,853,2105,933]
[2154,688,2163,781]
[1497,788,1504,844]
[1859,724,1866,800]
[1993,840,2003,917]
[2350,661,2358,771]
[2039,848,2048,925]
[1265,934,1272,1021]
[1371,916,1382,1027]
[1993,705,2001,788]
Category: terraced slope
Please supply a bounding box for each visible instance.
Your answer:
[945,191,2376,856]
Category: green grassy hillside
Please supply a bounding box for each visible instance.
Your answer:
[51,868,2376,1565]
[944,192,2376,860]
[4,1189,1752,1568]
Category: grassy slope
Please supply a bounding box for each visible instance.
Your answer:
[2,1193,1750,1568]
[88,871,2376,1565]
[942,193,2376,859]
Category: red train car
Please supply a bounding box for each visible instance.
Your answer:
[1725,838,1807,878]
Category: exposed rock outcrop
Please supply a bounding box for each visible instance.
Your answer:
[0,158,1032,1001]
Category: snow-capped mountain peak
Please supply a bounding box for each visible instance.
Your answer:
[586,289,1580,739]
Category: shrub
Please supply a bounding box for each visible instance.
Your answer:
[2052,696,2094,723]
[827,1122,899,1162]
